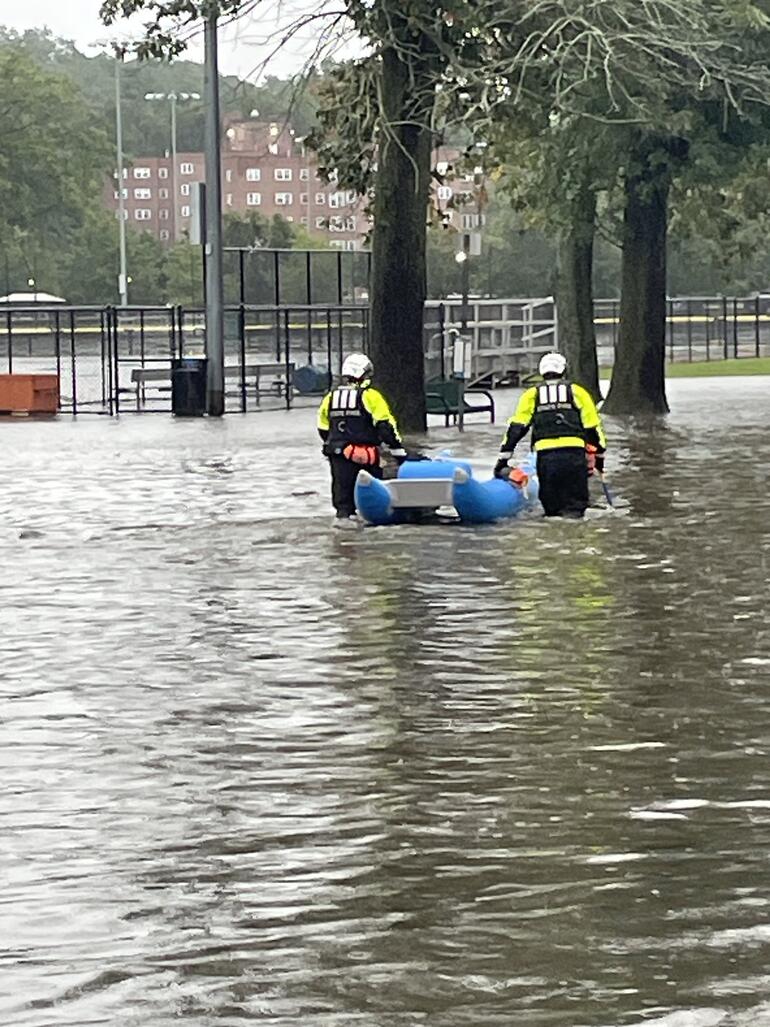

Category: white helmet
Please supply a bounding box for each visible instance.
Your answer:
[538,352,567,378]
[341,353,373,382]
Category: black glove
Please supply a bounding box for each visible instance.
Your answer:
[595,452,606,475]
[493,458,510,479]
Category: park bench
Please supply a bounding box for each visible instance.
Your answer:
[425,377,495,426]
[128,361,294,409]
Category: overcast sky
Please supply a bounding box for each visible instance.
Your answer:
[2,0,360,79]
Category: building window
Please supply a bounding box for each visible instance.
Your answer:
[329,240,345,249]
[159,188,169,200]
[159,167,169,179]
[180,162,194,175]
[300,193,309,205]
[437,185,453,201]
[246,192,262,206]
[462,213,481,229]
[180,183,191,196]
[159,209,169,220]
[300,168,309,181]
[135,209,152,220]
[274,168,293,181]
[345,216,357,232]
[315,192,326,205]
[315,216,326,229]
[225,169,233,182]
[134,187,152,199]
[113,188,128,200]
[133,167,151,179]
[328,192,341,208]
[300,216,308,225]
[275,192,293,205]
[345,190,356,204]
[115,210,128,221]
[226,193,233,206]
[181,205,191,217]
[159,229,170,241]
[268,142,279,155]
[329,215,344,232]
[285,216,294,223]
[246,167,261,181]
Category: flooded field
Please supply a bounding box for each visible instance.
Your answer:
[2,377,770,1027]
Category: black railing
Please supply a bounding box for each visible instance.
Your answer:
[1,294,767,414]
[594,295,770,364]
[0,303,369,414]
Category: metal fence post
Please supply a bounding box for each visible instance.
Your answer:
[686,298,692,362]
[283,308,292,411]
[105,307,114,416]
[114,306,122,414]
[54,309,62,395]
[722,296,729,359]
[326,309,333,388]
[756,294,761,358]
[733,298,739,359]
[668,300,675,363]
[6,310,12,373]
[69,310,78,416]
[438,302,446,379]
[99,309,107,407]
[239,302,247,413]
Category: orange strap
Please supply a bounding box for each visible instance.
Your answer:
[343,444,379,466]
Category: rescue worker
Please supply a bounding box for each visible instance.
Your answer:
[317,353,408,520]
[493,352,607,519]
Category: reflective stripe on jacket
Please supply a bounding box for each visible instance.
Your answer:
[317,383,404,451]
[499,380,606,455]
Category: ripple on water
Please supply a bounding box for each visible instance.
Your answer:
[3,380,770,1026]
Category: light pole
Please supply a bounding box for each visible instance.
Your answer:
[203,10,225,416]
[144,91,200,243]
[115,58,129,305]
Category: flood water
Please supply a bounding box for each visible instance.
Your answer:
[2,377,770,1027]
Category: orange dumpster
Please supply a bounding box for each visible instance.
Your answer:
[0,374,59,416]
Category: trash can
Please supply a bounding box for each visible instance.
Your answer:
[171,357,207,417]
[293,364,330,395]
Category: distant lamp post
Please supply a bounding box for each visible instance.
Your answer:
[92,42,131,304]
[455,240,470,331]
[144,91,201,243]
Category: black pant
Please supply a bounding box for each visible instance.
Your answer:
[328,455,382,517]
[536,448,589,519]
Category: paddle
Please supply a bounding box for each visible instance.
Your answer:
[599,472,616,510]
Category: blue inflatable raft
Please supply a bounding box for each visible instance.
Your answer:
[354,456,539,526]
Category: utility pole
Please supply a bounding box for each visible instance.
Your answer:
[144,91,200,243]
[203,8,225,416]
[115,57,129,305]
[170,92,178,242]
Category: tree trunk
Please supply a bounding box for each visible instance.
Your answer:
[369,46,433,433]
[603,147,670,415]
[555,181,599,399]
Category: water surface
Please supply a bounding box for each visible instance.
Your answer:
[2,378,770,1027]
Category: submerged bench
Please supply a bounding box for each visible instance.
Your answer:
[128,362,294,408]
[425,377,495,426]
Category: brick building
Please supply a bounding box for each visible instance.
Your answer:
[105,121,478,250]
